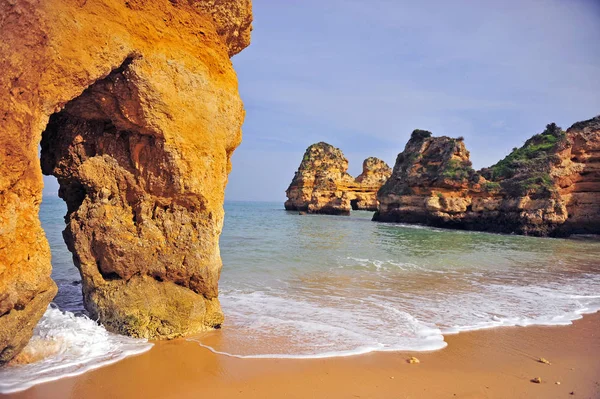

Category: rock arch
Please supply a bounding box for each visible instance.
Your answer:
[0,0,252,364]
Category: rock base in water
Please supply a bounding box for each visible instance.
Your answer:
[0,0,252,363]
[375,117,600,237]
[285,143,391,215]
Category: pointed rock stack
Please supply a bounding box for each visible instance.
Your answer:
[285,142,391,215]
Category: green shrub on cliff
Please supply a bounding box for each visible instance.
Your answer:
[410,129,432,141]
[482,181,501,192]
[486,123,565,180]
[499,172,556,198]
[482,123,566,197]
[441,159,472,181]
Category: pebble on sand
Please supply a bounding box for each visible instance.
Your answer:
[407,357,420,364]
[531,377,542,384]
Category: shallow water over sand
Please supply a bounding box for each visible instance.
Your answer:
[206,202,600,358]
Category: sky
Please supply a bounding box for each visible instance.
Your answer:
[44,0,600,202]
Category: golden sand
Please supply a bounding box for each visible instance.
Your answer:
[6,313,600,399]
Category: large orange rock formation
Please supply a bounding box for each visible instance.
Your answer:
[374,117,600,236]
[0,0,252,364]
[285,142,392,214]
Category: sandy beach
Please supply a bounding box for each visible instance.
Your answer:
[4,312,598,399]
[1,1,599,398]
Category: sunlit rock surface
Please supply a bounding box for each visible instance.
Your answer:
[285,142,391,214]
[0,0,252,363]
[375,117,600,237]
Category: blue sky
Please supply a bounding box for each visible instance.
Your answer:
[44,0,600,202]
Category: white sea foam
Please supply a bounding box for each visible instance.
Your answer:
[0,305,153,394]
[434,283,600,335]
[189,289,447,359]
[344,256,415,271]
[189,341,434,359]
[191,263,600,360]
[440,307,600,335]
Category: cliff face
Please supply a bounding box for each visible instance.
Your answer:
[554,117,600,234]
[375,117,600,236]
[284,143,391,214]
[0,0,252,364]
[351,157,394,210]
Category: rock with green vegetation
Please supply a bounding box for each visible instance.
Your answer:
[375,116,600,237]
[375,129,479,226]
[481,123,567,198]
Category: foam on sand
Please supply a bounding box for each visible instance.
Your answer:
[0,305,153,394]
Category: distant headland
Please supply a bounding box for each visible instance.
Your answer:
[285,116,600,237]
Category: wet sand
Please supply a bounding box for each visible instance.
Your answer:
[6,312,600,399]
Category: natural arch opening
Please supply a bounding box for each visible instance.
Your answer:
[40,179,84,315]
[350,199,359,211]
[38,55,223,339]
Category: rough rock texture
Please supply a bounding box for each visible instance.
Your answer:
[284,143,391,214]
[374,117,600,236]
[0,0,252,363]
[352,157,394,210]
[192,0,252,57]
[554,117,600,234]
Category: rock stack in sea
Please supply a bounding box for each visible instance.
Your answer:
[374,116,600,237]
[0,0,252,364]
[285,142,392,214]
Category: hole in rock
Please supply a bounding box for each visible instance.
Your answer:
[350,199,359,211]
[40,175,85,315]
[38,54,164,314]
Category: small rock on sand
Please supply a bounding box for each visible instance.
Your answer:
[407,356,420,364]
[531,377,542,384]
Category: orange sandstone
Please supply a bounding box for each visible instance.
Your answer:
[0,0,252,363]
[285,142,391,214]
[375,117,600,236]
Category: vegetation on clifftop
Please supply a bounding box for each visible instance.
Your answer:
[410,129,432,141]
[482,123,566,197]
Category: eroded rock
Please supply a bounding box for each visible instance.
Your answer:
[374,117,600,236]
[284,142,391,214]
[554,117,600,234]
[0,0,252,362]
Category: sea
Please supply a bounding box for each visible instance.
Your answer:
[2,197,600,393]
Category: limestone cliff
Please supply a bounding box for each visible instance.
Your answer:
[374,117,600,236]
[352,157,394,210]
[284,143,391,214]
[0,0,252,364]
[554,116,600,234]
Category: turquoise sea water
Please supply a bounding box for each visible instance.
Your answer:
[213,201,600,357]
[2,196,600,392]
